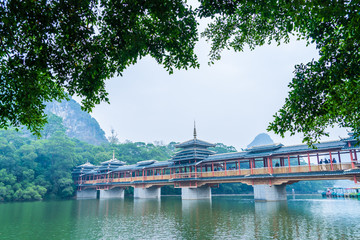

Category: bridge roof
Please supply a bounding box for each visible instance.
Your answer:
[72,162,98,175]
[74,138,353,175]
[205,140,347,161]
[111,160,173,172]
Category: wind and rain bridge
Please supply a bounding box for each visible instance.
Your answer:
[73,129,360,201]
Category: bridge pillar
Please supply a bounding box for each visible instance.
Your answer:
[253,184,287,201]
[134,186,161,199]
[181,186,211,200]
[99,188,125,199]
[76,189,97,199]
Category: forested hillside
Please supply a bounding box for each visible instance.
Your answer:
[0,120,334,202]
[0,127,175,201]
[0,114,239,201]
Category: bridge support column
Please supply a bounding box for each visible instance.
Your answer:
[134,186,161,199]
[76,189,97,199]
[99,188,125,199]
[253,184,287,201]
[181,186,211,200]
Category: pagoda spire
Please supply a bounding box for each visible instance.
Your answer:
[193,121,197,139]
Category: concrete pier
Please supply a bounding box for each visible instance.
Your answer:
[134,186,161,199]
[99,188,125,199]
[253,184,287,201]
[181,186,211,200]
[76,189,97,199]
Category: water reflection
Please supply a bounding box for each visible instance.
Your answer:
[254,201,288,215]
[1,196,360,240]
[133,199,161,216]
[180,200,213,240]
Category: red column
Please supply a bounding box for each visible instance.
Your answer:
[195,165,197,178]
[354,176,357,184]
[307,153,311,171]
[267,157,271,174]
[350,150,355,169]
[287,155,292,173]
[238,160,241,175]
[348,142,355,168]
[250,159,253,174]
[329,151,334,171]
[225,161,227,176]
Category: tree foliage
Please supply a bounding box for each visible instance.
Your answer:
[2,0,358,145]
[0,0,198,136]
[198,0,360,144]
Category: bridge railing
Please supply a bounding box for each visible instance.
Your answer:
[252,168,268,175]
[112,177,132,183]
[174,173,202,178]
[79,162,355,185]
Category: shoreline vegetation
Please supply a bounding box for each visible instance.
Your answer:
[0,124,334,202]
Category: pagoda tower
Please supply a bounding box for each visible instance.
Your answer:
[171,124,215,165]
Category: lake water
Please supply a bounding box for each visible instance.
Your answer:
[0,195,359,240]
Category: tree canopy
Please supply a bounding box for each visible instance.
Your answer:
[1,0,360,144]
[199,0,360,144]
[0,0,198,136]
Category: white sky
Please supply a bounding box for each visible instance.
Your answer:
[81,19,349,150]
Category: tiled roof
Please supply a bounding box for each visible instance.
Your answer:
[74,137,355,175]
[112,161,174,172]
[100,159,126,166]
[206,140,347,162]
[171,148,215,162]
[175,138,215,148]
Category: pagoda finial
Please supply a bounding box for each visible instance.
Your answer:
[193,121,197,139]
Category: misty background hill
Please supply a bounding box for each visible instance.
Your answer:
[247,133,274,148]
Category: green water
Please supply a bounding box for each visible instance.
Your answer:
[0,195,359,240]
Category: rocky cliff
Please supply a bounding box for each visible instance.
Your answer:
[45,98,108,145]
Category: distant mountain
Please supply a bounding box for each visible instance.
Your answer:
[247,133,274,148]
[45,98,108,145]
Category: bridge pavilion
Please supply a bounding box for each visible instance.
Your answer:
[73,131,360,201]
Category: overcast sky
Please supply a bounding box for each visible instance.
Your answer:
[81,19,349,150]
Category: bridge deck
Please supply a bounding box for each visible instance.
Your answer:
[77,163,359,188]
